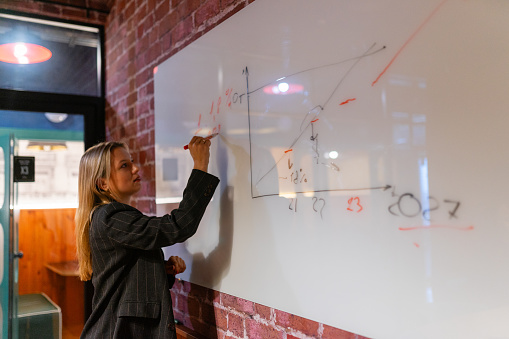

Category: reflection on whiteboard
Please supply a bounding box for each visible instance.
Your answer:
[155,0,509,338]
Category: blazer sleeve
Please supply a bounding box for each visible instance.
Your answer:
[96,169,219,250]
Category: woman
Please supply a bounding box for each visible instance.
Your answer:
[75,137,219,338]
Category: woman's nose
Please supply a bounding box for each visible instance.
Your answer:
[133,163,139,173]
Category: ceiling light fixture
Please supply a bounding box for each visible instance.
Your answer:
[0,42,52,64]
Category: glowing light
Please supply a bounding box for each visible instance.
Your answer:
[13,43,27,58]
[329,151,339,159]
[263,83,304,95]
[0,42,52,64]
[278,82,289,93]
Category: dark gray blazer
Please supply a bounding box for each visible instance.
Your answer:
[80,169,219,339]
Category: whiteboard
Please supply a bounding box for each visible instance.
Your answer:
[154,0,509,338]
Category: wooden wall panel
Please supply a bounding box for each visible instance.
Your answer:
[18,208,84,330]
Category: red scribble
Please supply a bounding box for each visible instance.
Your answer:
[347,197,363,213]
[399,225,474,231]
[285,149,293,153]
[414,243,420,248]
[209,101,214,115]
[217,96,221,114]
[339,98,356,105]
[225,88,233,108]
[311,119,319,123]
[372,0,449,86]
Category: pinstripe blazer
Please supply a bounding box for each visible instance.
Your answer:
[80,169,219,339]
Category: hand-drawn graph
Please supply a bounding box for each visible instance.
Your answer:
[245,43,391,199]
[244,0,450,201]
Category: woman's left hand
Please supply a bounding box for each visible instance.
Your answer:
[166,256,186,275]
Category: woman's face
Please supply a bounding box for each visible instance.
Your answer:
[108,147,141,203]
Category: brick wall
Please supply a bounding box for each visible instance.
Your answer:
[1,1,368,338]
[0,0,108,25]
[171,279,368,339]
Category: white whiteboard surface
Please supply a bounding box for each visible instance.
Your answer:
[154,1,509,338]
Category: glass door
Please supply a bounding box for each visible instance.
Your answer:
[0,133,11,339]
[0,110,85,339]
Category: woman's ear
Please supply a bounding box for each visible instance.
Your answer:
[97,178,108,192]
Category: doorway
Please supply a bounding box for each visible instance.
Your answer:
[1,111,86,339]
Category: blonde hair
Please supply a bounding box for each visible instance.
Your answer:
[75,141,128,281]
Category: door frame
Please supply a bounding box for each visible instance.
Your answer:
[0,89,105,149]
[0,89,105,337]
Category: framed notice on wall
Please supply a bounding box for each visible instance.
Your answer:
[13,156,35,183]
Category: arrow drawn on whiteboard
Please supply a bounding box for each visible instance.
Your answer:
[252,185,392,199]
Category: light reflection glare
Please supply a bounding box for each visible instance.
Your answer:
[13,43,27,57]
[328,151,339,159]
[278,82,289,93]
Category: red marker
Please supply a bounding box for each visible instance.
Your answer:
[183,133,219,150]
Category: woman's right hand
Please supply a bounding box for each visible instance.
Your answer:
[187,136,211,172]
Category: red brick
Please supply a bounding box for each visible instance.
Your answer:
[142,14,155,36]
[187,296,201,317]
[146,0,156,13]
[214,307,228,331]
[220,0,240,9]
[255,303,271,321]
[135,2,148,24]
[181,279,192,293]
[194,0,220,27]
[187,320,216,338]
[177,0,200,18]
[274,309,319,336]
[127,92,137,106]
[201,302,216,325]
[221,294,255,315]
[41,3,61,14]
[322,324,358,339]
[124,2,136,20]
[155,0,170,21]
[175,294,189,314]
[88,0,111,12]
[159,10,179,36]
[136,68,151,87]
[171,0,184,9]
[227,312,244,338]
[216,2,247,26]
[188,283,215,303]
[171,15,194,44]
[135,34,149,55]
[212,290,221,304]
[245,318,284,339]
[61,7,87,19]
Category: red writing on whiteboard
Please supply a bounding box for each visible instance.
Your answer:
[340,98,356,106]
[347,197,363,213]
[196,89,234,135]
